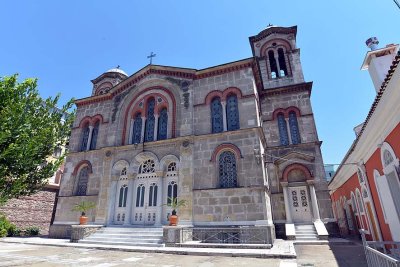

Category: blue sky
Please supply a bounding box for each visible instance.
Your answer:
[1,1,399,166]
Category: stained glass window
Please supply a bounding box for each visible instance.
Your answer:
[80,125,90,151]
[144,98,155,142]
[211,97,223,133]
[288,111,301,144]
[168,162,176,172]
[219,151,237,188]
[277,113,289,146]
[226,95,240,131]
[157,108,168,140]
[89,121,99,150]
[76,166,89,196]
[132,113,142,144]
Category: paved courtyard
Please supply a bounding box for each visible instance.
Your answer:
[0,242,366,267]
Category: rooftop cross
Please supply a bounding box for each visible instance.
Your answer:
[147,52,156,65]
[116,65,120,69]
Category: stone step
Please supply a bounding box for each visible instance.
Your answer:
[89,233,163,238]
[78,240,165,247]
[84,237,162,244]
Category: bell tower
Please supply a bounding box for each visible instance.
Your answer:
[249,25,304,89]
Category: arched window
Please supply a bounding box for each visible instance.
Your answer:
[219,151,237,188]
[89,121,99,150]
[148,183,158,207]
[226,94,240,131]
[76,166,89,196]
[132,112,142,144]
[351,193,357,214]
[139,159,156,174]
[277,113,289,146]
[288,111,301,144]
[268,50,278,79]
[383,150,394,167]
[167,181,178,205]
[121,167,127,176]
[118,185,128,207]
[157,108,168,140]
[144,98,155,142]
[80,124,90,151]
[211,97,223,133]
[168,162,177,172]
[357,169,364,183]
[278,48,288,77]
[136,184,145,207]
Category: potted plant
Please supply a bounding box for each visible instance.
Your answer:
[166,197,187,226]
[71,201,96,225]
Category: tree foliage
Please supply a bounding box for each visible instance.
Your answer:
[0,74,75,204]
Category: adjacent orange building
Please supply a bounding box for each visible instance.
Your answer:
[329,38,400,242]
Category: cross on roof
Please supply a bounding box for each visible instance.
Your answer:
[147,52,156,65]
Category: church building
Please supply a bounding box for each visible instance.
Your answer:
[49,25,333,242]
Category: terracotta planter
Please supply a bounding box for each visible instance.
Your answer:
[79,216,88,225]
[169,215,178,226]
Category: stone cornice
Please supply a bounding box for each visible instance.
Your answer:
[260,82,313,98]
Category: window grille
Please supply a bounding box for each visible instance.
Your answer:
[288,111,301,144]
[132,113,142,144]
[157,108,168,140]
[89,121,99,150]
[144,98,155,142]
[226,95,240,131]
[277,113,289,146]
[76,166,89,196]
[211,97,223,133]
[219,151,238,188]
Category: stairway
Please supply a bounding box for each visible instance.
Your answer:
[294,224,318,241]
[79,226,164,247]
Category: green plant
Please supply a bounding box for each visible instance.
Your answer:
[71,201,96,216]
[0,213,16,237]
[25,226,40,236]
[165,197,187,215]
[10,227,22,236]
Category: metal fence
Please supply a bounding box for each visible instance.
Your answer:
[360,229,400,267]
[183,227,272,244]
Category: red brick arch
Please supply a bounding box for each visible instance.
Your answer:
[272,106,301,120]
[78,114,105,128]
[282,163,313,182]
[210,143,243,163]
[260,38,293,56]
[121,86,177,144]
[222,87,243,100]
[205,90,223,105]
[72,160,93,176]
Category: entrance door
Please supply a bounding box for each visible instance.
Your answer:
[132,180,160,225]
[114,184,128,224]
[289,186,312,223]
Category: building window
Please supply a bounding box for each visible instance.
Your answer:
[118,185,128,207]
[76,166,89,196]
[89,121,99,150]
[383,149,394,167]
[157,108,168,140]
[132,112,142,144]
[278,48,288,77]
[357,169,364,183]
[121,167,127,176]
[168,162,177,172]
[226,94,240,131]
[218,151,237,188]
[356,190,364,213]
[139,159,156,174]
[268,50,278,79]
[148,183,158,207]
[144,98,156,142]
[136,184,145,207]
[277,113,289,146]
[288,111,301,144]
[211,97,223,133]
[80,125,90,151]
[167,181,178,205]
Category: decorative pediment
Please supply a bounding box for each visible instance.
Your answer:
[273,151,315,166]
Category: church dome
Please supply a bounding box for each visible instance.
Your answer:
[105,67,128,77]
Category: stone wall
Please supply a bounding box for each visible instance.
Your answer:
[0,188,58,235]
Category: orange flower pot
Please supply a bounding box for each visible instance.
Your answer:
[169,215,178,226]
[79,216,89,225]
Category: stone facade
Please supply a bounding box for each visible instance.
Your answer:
[50,25,333,240]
